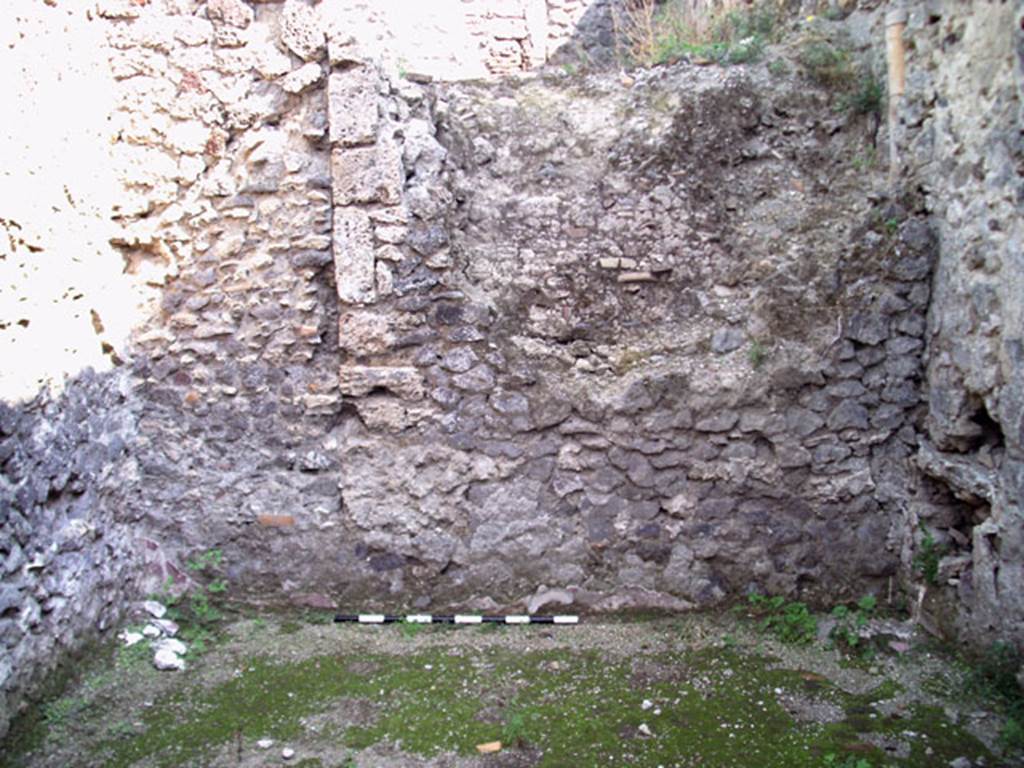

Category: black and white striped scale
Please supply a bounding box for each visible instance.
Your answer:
[334,614,579,625]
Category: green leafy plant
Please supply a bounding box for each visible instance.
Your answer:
[841,67,884,118]
[913,529,946,586]
[967,641,1024,752]
[398,619,425,639]
[503,710,539,747]
[830,594,877,653]
[747,591,817,645]
[186,548,227,626]
[141,548,231,659]
[767,58,790,77]
[748,339,768,369]
[41,696,86,729]
[1003,715,1024,753]
[851,146,878,172]
[614,0,779,68]
[823,754,872,768]
[799,37,853,88]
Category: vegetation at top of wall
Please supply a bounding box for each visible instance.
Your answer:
[613,0,783,68]
[796,22,884,143]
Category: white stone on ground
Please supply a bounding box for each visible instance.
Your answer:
[119,630,144,647]
[142,600,167,618]
[282,747,295,760]
[153,637,187,656]
[153,648,185,671]
[257,738,274,749]
[151,618,179,636]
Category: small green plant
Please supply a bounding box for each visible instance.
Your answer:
[116,636,152,669]
[823,754,872,768]
[106,720,136,740]
[913,529,946,586]
[747,592,818,645]
[748,339,768,369]
[41,696,86,729]
[614,0,778,68]
[841,68,884,118]
[503,710,537,747]
[185,548,227,626]
[767,58,790,77]
[1003,715,1024,753]
[398,619,425,639]
[851,146,878,172]
[830,594,877,653]
[964,641,1024,752]
[799,37,853,88]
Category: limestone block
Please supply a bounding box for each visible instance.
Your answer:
[331,140,403,206]
[328,68,379,147]
[375,262,394,298]
[280,0,325,61]
[327,33,363,66]
[333,209,376,305]
[207,0,254,29]
[280,62,323,95]
[338,310,394,356]
[339,366,424,400]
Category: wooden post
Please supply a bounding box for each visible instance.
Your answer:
[885,7,907,181]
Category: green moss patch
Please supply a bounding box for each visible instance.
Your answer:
[2,619,1000,768]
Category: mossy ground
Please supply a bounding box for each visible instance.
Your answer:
[1,613,1014,768]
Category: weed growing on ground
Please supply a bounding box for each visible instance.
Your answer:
[966,641,1024,753]
[747,592,817,645]
[41,696,86,729]
[829,595,877,655]
[503,710,531,746]
[823,754,871,768]
[399,620,425,640]
[145,548,230,659]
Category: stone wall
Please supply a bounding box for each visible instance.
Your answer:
[0,372,141,740]
[2,0,1022,744]
[0,2,152,740]
[57,0,933,619]
[896,0,1024,644]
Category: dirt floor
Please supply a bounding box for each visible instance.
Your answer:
[1,607,1020,768]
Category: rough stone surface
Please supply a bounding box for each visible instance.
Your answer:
[328,68,380,147]
[0,371,142,739]
[897,0,1024,645]
[1,0,1021,745]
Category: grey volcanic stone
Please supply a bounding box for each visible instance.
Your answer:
[441,347,478,373]
[711,327,745,354]
[827,401,869,431]
[846,312,889,346]
[694,411,739,433]
[452,365,496,393]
